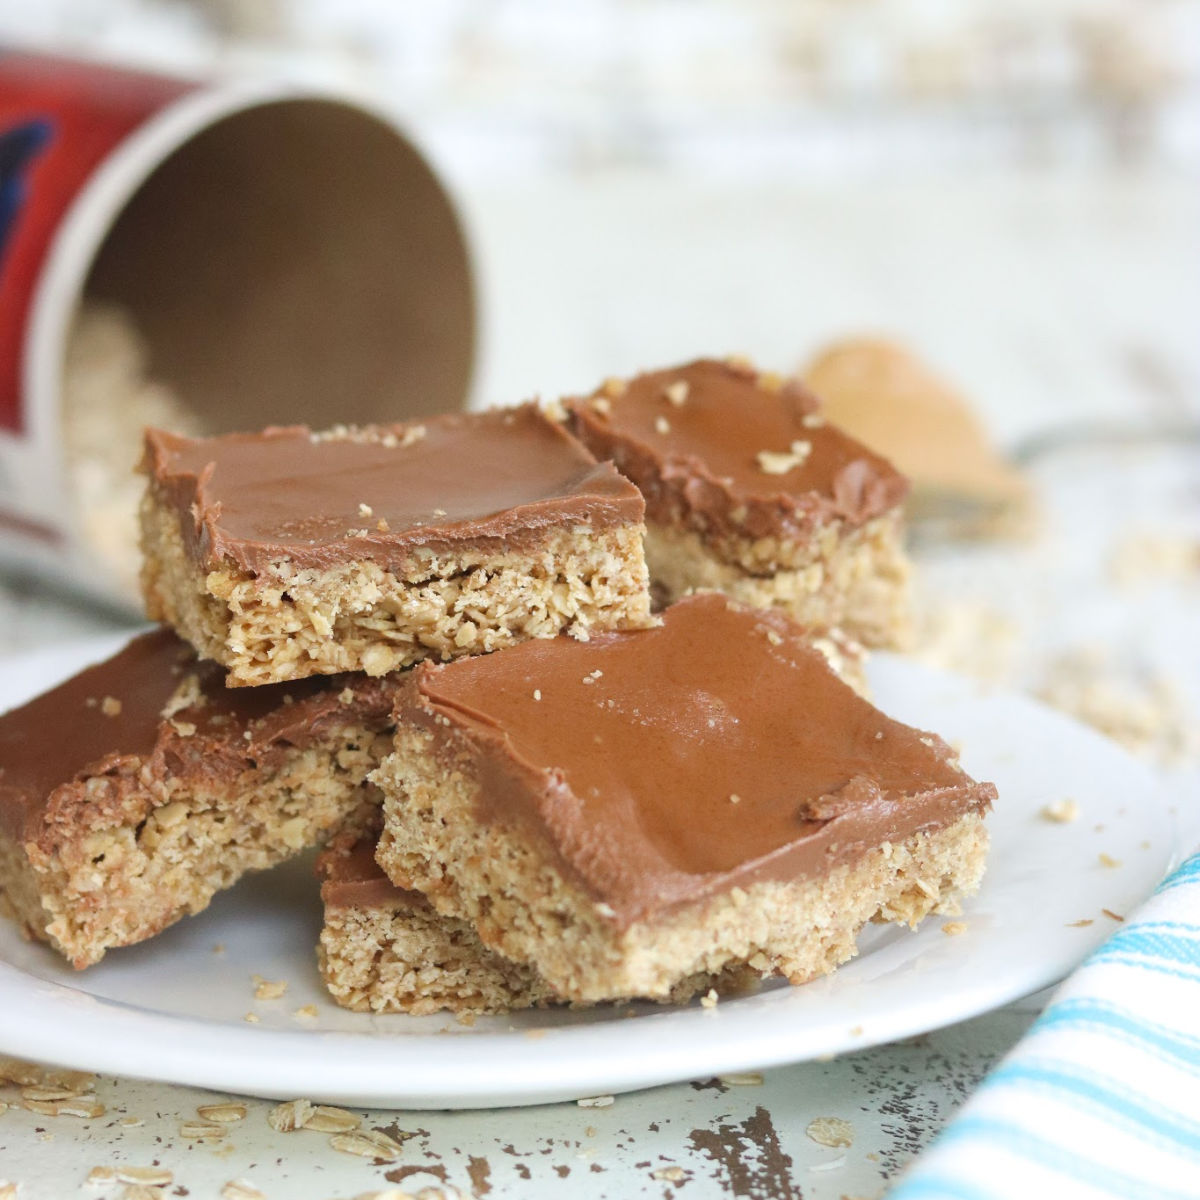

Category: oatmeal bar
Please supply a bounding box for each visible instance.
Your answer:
[140,405,652,687]
[374,592,994,1004]
[319,827,759,1014]
[318,830,551,1015]
[565,358,911,647]
[0,631,394,969]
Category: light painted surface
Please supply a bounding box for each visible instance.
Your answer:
[0,175,1196,1196]
[0,1013,1035,1200]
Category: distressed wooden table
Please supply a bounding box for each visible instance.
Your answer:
[1,174,1196,1199]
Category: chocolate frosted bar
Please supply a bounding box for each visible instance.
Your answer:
[375,592,994,1005]
[566,358,911,647]
[0,631,394,968]
[318,830,551,1015]
[140,405,652,686]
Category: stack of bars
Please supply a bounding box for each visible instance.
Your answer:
[0,358,994,1017]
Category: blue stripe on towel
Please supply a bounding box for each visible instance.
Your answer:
[1156,857,1200,893]
[1086,954,1200,984]
[888,854,1200,1199]
[982,1060,1200,1157]
[1098,927,1200,961]
[1035,997,1200,1073]
[1088,924,1200,977]
[928,1116,1200,1200]
[886,1171,1005,1200]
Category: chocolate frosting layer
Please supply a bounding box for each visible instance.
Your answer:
[0,630,395,847]
[319,836,417,910]
[567,359,908,540]
[142,405,644,574]
[404,592,993,927]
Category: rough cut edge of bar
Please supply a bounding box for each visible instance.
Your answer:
[140,495,654,686]
[0,731,388,969]
[317,846,765,1015]
[643,513,912,650]
[318,889,554,1015]
[373,727,989,1004]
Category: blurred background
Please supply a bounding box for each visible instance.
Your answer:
[1,0,1196,429]
[7,0,1200,179]
[1,0,1198,779]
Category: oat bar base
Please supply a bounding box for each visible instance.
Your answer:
[374,728,987,1004]
[1,734,387,969]
[141,499,653,686]
[319,891,553,1015]
[318,893,769,1014]
[644,512,911,649]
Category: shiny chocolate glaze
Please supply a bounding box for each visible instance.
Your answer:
[142,405,645,574]
[398,592,993,928]
[567,359,908,542]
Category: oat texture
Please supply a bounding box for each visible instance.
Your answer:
[141,499,653,686]
[319,890,553,1015]
[0,729,389,969]
[373,727,988,1004]
[643,513,911,650]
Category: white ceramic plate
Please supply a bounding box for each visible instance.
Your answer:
[0,634,1179,1109]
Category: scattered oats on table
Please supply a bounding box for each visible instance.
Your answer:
[115,1167,173,1186]
[179,1121,226,1140]
[328,1127,406,1161]
[806,1116,854,1148]
[198,1102,247,1123]
[221,1182,266,1200]
[651,1166,688,1181]
[267,1098,313,1133]
[302,1105,361,1134]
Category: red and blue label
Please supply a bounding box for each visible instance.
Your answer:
[0,52,193,433]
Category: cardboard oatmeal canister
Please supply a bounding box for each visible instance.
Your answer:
[0,50,475,610]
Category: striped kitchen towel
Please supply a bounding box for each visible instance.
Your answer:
[889,850,1200,1200]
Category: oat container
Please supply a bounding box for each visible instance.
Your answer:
[0,51,475,609]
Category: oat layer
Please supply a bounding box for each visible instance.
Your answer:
[644,513,911,649]
[374,725,989,1004]
[141,498,653,686]
[0,632,394,969]
[0,731,386,971]
[319,888,553,1015]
